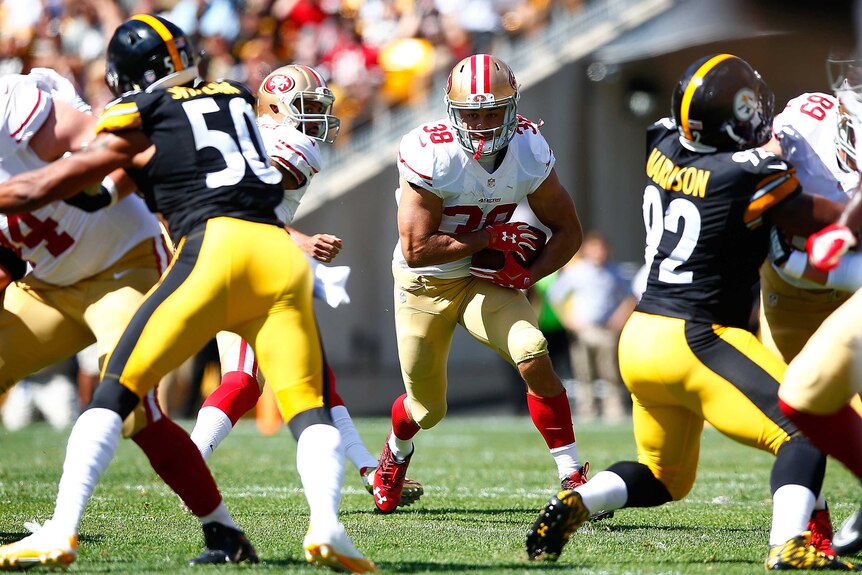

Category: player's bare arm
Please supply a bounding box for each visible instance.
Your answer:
[397,177,489,267]
[768,191,845,238]
[28,99,97,161]
[0,129,152,214]
[526,168,583,282]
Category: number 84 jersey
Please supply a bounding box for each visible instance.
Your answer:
[635,118,800,329]
[393,116,554,279]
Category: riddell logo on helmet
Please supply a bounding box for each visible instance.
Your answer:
[265,74,295,94]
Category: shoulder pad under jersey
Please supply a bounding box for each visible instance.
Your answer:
[398,119,464,190]
[0,75,53,147]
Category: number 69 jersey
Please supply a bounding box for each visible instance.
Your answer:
[393,115,554,279]
[635,118,801,329]
[96,79,284,242]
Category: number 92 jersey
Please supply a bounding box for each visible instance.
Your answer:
[636,118,800,329]
[393,115,554,278]
[96,80,284,241]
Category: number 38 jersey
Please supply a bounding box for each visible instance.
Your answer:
[636,118,800,329]
[0,73,162,286]
[96,79,283,242]
[393,116,554,278]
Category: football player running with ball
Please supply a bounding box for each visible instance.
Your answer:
[0,14,374,573]
[0,68,253,569]
[372,54,589,515]
[188,64,423,507]
[526,54,859,571]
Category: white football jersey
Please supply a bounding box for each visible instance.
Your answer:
[256,115,322,225]
[769,93,860,289]
[393,116,554,278]
[774,92,859,199]
[0,73,162,286]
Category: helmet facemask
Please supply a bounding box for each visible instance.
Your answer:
[444,54,521,159]
[829,53,862,173]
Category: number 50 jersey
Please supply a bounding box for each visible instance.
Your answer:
[635,118,800,329]
[96,79,283,242]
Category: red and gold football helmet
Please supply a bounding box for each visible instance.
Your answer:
[444,54,520,157]
[257,65,341,144]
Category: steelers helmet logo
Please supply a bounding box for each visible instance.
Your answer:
[265,74,295,94]
[734,88,756,121]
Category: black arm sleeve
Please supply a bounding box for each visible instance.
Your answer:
[0,247,27,281]
[63,185,115,212]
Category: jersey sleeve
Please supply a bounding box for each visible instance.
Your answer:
[773,93,836,140]
[397,126,439,192]
[516,117,555,191]
[96,93,146,134]
[742,156,801,228]
[0,75,53,148]
[262,124,321,184]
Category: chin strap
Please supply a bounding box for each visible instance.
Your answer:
[474,138,485,160]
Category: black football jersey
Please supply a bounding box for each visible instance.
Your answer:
[96,80,284,241]
[635,118,801,328]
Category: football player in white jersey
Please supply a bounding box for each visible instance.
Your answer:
[371,54,587,514]
[780,52,862,559]
[755,88,862,557]
[188,64,423,505]
[0,68,255,568]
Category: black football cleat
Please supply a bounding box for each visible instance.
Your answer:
[526,490,590,561]
[189,523,259,566]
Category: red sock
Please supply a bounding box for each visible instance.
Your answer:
[133,417,222,517]
[203,371,260,425]
[527,391,576,449]
[327,363,344,407]
[780,398,862,479]
[391,393,420,440]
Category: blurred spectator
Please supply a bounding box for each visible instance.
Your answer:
[549,231,636,422]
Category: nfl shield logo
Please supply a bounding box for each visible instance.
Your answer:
[487,178,495,188]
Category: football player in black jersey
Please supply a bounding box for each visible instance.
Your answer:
[526,54,859,571]
[0,14,375,573]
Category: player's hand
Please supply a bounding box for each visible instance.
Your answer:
[300,234,342,263]
[484,222,541,260]
[470,251,534,290]
[807,223,858,272]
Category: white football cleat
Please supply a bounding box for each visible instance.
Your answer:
[303,522,376,573]
[0,520,77,570]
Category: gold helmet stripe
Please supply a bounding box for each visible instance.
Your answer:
[131,14,183,73]
[680,53,735,142]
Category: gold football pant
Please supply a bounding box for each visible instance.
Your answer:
[103,217,324,424]
[781,286,862,414]
[619,311,796,501]
[0,238,168,437]
[392,265,548,429]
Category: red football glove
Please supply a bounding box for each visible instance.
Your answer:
[807,223,858,272]
[470,250,534,289]
[484,222,541,260]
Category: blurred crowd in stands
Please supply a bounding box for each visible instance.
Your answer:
[0,0,584,142]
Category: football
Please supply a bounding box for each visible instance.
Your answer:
[471,224,548,270]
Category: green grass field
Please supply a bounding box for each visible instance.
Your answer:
[0,416,858,574]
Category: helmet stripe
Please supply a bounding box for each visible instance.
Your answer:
[300,65,325,86]
[680,53,735,142]
[131,14,184,74]
[470,55,478,93]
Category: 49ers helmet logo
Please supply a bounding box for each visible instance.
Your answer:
[264,74,295,94]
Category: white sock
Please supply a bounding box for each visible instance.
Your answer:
[297,424,344,529]
[190,406,234,461]
[388,431,414,461]
[330,405,377,473]
[577,470,628,513]
[51,408,123,535]
[550,443,580,480]
[770,484,816,546]
[199,501,238,530]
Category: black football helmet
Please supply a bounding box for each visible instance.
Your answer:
[672,54,774,152]
[105,14,198,97]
